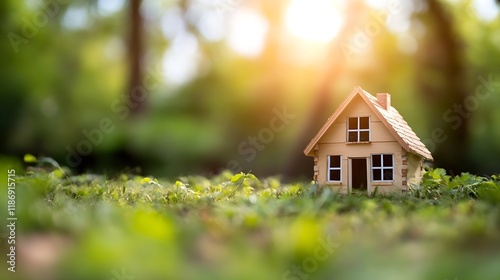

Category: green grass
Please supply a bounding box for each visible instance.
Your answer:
[1,166,500,280]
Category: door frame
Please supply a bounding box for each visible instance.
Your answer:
[348,157,370,193]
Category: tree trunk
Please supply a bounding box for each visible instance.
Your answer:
[128,0,145,115]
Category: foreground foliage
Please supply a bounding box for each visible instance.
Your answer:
[1,167,500,280]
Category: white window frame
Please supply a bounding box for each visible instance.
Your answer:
[347,116,370,143]
[371,154,394,182]
[327,155,342,182]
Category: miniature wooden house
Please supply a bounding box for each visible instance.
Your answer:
[304,86,433,193]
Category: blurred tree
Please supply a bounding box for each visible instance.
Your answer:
[0,0,28,151]
[128,0,145,114]
[415,0,470,174]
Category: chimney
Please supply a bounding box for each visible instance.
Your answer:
[377,93,391,110]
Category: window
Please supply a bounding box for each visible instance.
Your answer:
[347,117,370,142]
[328,155,342,182]
[371,154,394,181]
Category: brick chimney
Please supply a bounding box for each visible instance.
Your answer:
[377,93,391,110]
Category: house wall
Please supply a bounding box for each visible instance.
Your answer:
[407,153,424,189]
[316,95,415,193]
[317,143,405,193]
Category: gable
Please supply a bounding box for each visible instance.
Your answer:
[318,94,398,144]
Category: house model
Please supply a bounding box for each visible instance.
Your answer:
[304,86,433,193]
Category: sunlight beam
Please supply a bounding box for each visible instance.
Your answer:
[285,0,344,43]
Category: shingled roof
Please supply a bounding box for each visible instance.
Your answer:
[303,86,433,160]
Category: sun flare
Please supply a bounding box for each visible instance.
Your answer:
[285,0,344,43]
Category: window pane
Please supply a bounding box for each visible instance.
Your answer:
[330,156,340,168]
[330,170,341,181]
[360,131,369,141]
[383,169,393,181]
[373,169,381,181]
[360,117,369,129]
[348,132,358,142]
[348,118,357,129]
[372,155,381,167]
[383,154,393,167]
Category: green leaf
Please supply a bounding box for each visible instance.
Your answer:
[175,180,184,187]
[231,173,244,183]
[50,169,64,179]
[140,178,152,184]
[246,173,258,181]
[24,153,37,163]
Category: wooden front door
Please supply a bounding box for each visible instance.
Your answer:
[351,158,367,191]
